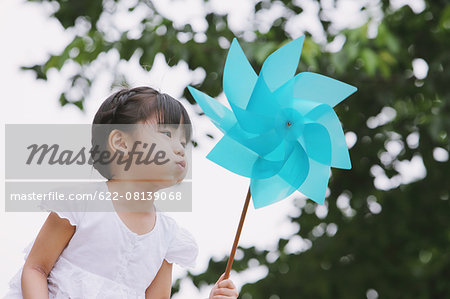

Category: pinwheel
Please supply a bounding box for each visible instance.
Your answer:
[188,35,357,278]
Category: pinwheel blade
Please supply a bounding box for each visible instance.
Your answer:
[228,101,274,134]
[187,86,237,134]
[251,176,297,209]
[245,71,294,119]
[302,123,332,166]
[260,36,305,92]
[298,159,331,205]
[306,104,351,169]
[227,125,285,157]
[223,38,257,111]
[206,134,288,179]
[294,72,357,108]
[251,142,309,209]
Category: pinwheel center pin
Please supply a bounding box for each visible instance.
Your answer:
[286,121,292,127]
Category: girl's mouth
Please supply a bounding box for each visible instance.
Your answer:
[175,160,186,169]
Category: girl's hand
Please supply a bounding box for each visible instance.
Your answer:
[209,273,239,299]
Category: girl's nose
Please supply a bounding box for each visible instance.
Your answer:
[174,143,185,157]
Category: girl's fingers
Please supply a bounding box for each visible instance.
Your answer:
[216,272,226,283]
[211,287,239,298]
[218,278,236,290]
[211,274,239,299]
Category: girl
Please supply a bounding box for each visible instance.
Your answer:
[4,86,239,299]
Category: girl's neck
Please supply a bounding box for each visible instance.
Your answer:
[106,179,157,213]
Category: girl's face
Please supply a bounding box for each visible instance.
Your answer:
[108,119,189,190]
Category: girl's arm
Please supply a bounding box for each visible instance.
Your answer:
[21,212,76,299]
[145,259,173,299]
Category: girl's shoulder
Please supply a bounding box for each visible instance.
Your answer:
[37,182,106,226]
[154,210,193,243]
[157,211,199,268]
[154,210,178,233]
[154,210,194,235]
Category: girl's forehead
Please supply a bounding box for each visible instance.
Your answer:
[139,123,186,135]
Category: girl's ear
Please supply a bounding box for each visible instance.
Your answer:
[108,129,129,157]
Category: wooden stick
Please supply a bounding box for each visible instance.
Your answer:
[224,185,251,279]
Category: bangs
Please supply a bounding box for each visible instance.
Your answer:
[145,93,192,142]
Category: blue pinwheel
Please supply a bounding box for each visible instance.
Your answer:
[188,35,357,209]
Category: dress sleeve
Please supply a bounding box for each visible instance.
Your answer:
[37,200,84,227]
[164,222,199,269]
[35,183,91,227]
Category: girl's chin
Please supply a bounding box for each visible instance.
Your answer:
[159,174,185,185]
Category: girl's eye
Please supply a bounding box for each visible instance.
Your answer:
[161,131,171,137]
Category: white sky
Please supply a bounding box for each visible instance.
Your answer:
[0,0,430,297]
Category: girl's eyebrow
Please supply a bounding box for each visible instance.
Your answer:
[157,124,171,130]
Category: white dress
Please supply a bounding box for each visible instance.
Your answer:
[4,181,199,299]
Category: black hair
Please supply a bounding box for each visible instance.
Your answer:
[91,86,192,179]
